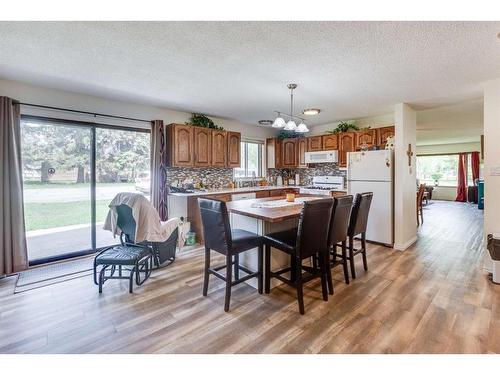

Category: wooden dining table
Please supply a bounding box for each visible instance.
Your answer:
[226,195,325,290]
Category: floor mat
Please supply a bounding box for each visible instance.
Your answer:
[15,256,94,293]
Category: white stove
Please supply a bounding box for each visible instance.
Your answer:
[299,176,345,196]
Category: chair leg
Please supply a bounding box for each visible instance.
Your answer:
[129,268,134,293]
[349,236,356,279]
[319,253,328,301]
[202,246,210,296]
[420,207,424,224]
[341,241,350,285]
[98,266,106,293]
[325,250,334,295]
[257,244,263,294]
[234,253,240,281]
[224,254,232,312]
[416,208,420,226]
[361,233,368,271]
[295,259,305,315]
[265,244,271,294]
[290,257,297,283]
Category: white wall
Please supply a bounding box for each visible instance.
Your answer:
[483,78,500,273]
[417,142,481,155]
[394,103,417,251]
[0,78,278,141]
[308,113,394,136]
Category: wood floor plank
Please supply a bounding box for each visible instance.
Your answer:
[0,201,498,353]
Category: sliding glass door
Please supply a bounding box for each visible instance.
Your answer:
[20,117,150,265]
[95,127,150,249]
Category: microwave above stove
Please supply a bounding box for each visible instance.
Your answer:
[304,150,338,164]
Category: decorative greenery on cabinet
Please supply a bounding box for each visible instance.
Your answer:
[277,130,305,139]
[186,113,224,130]
[326,121,360,134]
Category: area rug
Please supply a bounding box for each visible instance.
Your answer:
[14,256,94,294]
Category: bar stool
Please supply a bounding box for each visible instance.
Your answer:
[325,195,354,294]
[263,198,333,315]
[198,198,264,312]
[347,192,373,279]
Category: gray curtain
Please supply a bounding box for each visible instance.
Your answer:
[0,97,28,276]
[150,120,168,220]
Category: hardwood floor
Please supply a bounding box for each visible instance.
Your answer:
[1,201,498,353]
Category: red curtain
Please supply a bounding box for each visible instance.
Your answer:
[455,153,468,202]
[471,151,480,203]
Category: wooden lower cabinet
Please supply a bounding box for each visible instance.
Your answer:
[256,190,270,198]
[269,189,286,197]
[338,132,356,167]
[331,191,347,198]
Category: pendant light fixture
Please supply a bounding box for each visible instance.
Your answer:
[273,83,309,133]
[272,112,286,128]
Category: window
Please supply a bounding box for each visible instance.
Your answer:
[417,154,477,187]
[417,154,459,187]
[233,141,263,178]
[21,116,150,264]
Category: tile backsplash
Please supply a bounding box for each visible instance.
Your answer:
[166,167,233,190]
[267,163,347,187]
[166,163,345,190]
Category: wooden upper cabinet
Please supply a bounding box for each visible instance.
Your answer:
[193,127,212,167]
[307,136,323,151]
[211,130,227,167]
[281,138,298,168]
[266,138,282,169]
[355,129,378,150]
[377,126,395,149]
[226,131,241,168]
[338,132,355,168]
[297,138,307,168]
[322,134,339,150]
[168,124,194,167]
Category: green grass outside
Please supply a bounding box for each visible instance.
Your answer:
[23,181,135,189]
[24,200,111,231]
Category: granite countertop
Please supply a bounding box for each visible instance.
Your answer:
[167,185,304,197]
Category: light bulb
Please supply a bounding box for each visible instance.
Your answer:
[272,116,285,128]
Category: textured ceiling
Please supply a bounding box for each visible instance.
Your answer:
[0,21,499,127]
[416,99,483,145]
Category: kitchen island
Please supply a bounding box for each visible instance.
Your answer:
[167,186,302,242]
[226,195,324,290]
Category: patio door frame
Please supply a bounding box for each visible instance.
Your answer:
[21,115,150,266]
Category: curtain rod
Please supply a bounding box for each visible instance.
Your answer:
[19,102,152,124]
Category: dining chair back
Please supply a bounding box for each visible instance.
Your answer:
[347,192,373,279]
[297,198,334,258]
[198,197,264,312]
[325,195,354,290]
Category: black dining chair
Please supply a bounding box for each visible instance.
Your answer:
[198,197,264,312]
[263,198,334,315]
[325,195,354,294]
[346,192,373,279]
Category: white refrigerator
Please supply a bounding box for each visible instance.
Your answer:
[347,149,394,246]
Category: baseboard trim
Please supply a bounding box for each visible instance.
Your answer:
[393,236,417,251]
